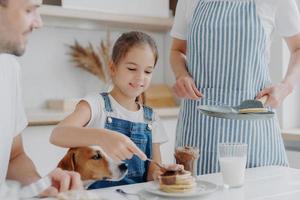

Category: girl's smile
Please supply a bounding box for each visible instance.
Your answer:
[129,82,144,88]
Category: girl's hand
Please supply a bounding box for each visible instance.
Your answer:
[256,83,293,108]
[173,75,203,100]
[162,163,184,172]
[98,130,147,163]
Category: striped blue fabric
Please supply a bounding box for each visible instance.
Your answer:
[176,0,288,175]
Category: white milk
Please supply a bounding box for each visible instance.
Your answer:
[219,156,247,188]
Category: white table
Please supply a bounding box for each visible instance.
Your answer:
[38,166,300,200]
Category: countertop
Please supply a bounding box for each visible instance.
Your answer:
[26,107,180,126]
[26,108,300,142]
[282,128,300,142]
[31,166,300,200]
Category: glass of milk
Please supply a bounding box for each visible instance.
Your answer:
[218,143,248,188]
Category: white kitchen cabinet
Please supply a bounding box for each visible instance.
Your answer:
[23,119,300,179]
[160,117,178,164]
[39,5,173,32]
[286,150,300,169]
[62,0,170,18]
[284,140,300,169]
[22,126,67,177]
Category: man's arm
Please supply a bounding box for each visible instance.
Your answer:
[6,134,41,186]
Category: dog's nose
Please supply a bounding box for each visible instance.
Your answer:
[118,163,128,172]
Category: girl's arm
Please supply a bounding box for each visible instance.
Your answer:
[50,101,146,162]
[146,143,161,181]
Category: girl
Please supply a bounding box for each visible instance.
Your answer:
[50,31,176,189]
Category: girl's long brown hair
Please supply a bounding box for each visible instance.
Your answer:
[0,0,8,6]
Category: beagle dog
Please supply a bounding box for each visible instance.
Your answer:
[57,146,128,188]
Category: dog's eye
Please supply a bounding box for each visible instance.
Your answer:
[91,153,102,160]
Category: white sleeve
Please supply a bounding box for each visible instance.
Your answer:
[275,0,300,37]
[151,112,168,144]
[170,0,189,40]
[13,59,27,136]
[81,93,106,128]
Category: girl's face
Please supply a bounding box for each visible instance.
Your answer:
[110,44,155,99]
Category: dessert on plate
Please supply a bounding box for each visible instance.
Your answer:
[158,169,196,193]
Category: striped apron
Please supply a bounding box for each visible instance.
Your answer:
[176,0,288,175]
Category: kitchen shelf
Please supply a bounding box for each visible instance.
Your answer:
[26,107,179,126]
[39,5,174,31]
[282,129,300,142]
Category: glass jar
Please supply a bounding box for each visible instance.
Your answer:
[174,146,199,176]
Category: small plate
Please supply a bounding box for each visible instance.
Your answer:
[144,180,218,198]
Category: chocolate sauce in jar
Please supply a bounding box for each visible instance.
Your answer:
[174,146,199,176]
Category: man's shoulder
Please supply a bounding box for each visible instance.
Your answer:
[0,53,20,71]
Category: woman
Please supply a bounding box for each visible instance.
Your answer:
[170,0,300,175]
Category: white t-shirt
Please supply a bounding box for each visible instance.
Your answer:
[0,54,28,184]
[171,0,300,61]
[82,93,168,144]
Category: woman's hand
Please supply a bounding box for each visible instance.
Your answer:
[256,83,293,108]
[98,130,147,163]
[173,75,203,100]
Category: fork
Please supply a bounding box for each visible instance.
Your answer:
[116,188,146,200]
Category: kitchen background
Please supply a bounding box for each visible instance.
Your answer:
[20,0,300,176]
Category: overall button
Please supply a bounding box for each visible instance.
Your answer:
[107,117,112,124]
[147,124,152,131]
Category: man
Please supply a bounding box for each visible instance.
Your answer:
[0,0,84,197]
[0,0,147,197]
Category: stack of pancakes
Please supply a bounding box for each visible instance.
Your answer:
[158,169,196,193]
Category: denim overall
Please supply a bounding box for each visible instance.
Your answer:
[88,93,153,189]
[176,0,288,175]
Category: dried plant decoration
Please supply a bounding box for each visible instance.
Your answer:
[68,31,111,82]
[99,32,111,78]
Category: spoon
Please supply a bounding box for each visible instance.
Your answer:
[116,188,146,200]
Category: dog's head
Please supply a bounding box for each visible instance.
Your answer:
[57,146,127,181]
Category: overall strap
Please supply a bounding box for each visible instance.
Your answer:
[100,93,113,112]
[143,105,153,122]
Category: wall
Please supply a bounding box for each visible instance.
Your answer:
[268,1,300,129]
[19,2,300,125]
[18,25,173,109]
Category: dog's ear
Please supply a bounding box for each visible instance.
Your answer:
[57,149,77,171]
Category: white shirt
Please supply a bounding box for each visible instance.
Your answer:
[171,0,300,61]
[82,93,168,144]
[0,54,28,184]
